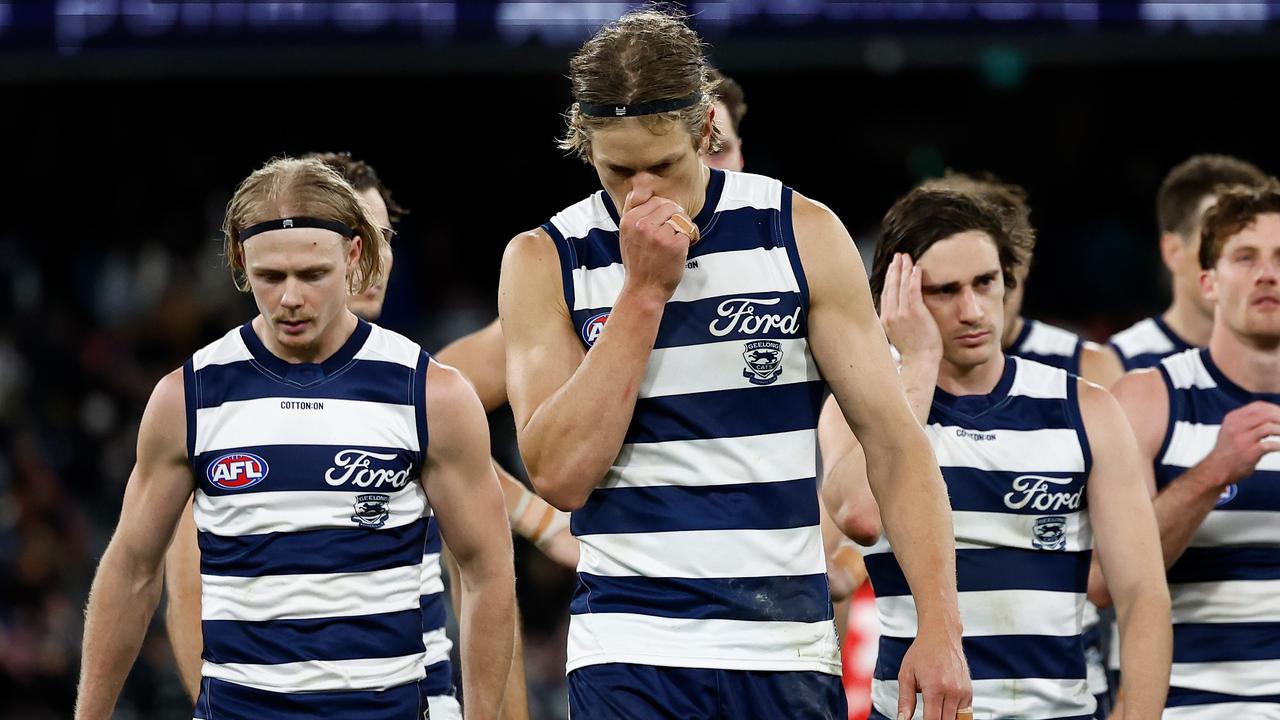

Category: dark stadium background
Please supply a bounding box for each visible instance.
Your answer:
[2,2,1278,717]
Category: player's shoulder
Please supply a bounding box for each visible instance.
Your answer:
[503,226,558,268]
[140,367,190,459]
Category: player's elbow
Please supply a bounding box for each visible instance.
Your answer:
[833,502,882,547]
[528,472,589,512]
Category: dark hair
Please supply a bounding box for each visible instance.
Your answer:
[871,188,1032,310]
[708,67,747,134]
[1157,154,1265,239]
[1199,177,1280,270]
[917,171,1036,262]
[302,151,407,223]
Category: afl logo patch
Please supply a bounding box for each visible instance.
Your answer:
[208,452,269,490]
[1216,483,1238,507]
[581,311,610,346]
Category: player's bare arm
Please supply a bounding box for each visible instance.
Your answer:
[1113,369,1280,568]
[422,361,517,720]
[500,189,691,510]
[162,497,203,700]
[76,370,195,720]
[1078,379,1171,718]
[794,194,970,720]
[1080,342,1125,388]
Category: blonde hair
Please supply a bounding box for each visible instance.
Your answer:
[559,8,722,162]
[222,156,385,293]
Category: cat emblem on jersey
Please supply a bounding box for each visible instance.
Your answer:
[1216,483,1238,507]
[1032,516,1067,551]
[742,340,784,385]
[351,493,391,529]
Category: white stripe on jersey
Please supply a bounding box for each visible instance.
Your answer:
[1019,320,1080,359]
[195,397,420,454]
[1162,349,1216,390]
[421,551,444,596]
[549,193,617,241]
[951,510,1093,552]
[1170,658,1280,697]
[604,430,815,490]
[201,565,422,621]
[926,426,1087,473]
[717,172,783,212]
[639,338,818,398]
[874,678,1095,720]
[571,246,801,311]
[1009,357,1070,399]
[192,327,253,370]
[353,326,423,368]
[1171,579,1280,624]
[203,652,426,694]
[422,627,453,667]
[863,509,1094,556]
[193,487,426,537]
[1189,511,1280,547]
[876,589,1087,639]
[566,613,840,674]
[1161,421,1280,471]
[1110,317,1178,359]
[578,526,826,578]
[1162,703,1280,719]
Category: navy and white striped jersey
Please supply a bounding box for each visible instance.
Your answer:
[1154,348,1280,718]
[544,169,839,675]
[184,319,442,719]
[1007,318,1085,375]
[1110,316,1195,371]
[864,356,1096,720]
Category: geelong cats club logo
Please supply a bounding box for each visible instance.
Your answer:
[742,340,784,385]
[207,452,269,490]
[581,312,609,346]
[351,494,391,528]
[1032,516,1068,551]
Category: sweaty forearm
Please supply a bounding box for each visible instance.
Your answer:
[1114,581,1172,718]
[76,550,165,720]
[457,560,517,720]
[897,354,940,425]
[1153,461,1228,568]
[866,435,960,630]
[521,288,664,508]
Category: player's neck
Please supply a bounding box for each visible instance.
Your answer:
[1208,322,1280,394]
[253,311,359,366]
[1162,295,1213,348]
[937,352,1006,397]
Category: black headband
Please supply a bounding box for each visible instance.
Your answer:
[239,217,356,242]
[578,93,704,118]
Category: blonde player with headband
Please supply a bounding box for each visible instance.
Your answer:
[500,9,968,719]
[76,156,515,719]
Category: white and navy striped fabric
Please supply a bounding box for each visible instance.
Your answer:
[543,169,840,676]
[1006,317,1111,712]
[864,357,1096,720]
[1154,348,1280,717]
[185,319,443,720]
[1008,317,1085,375]
[1110,316,1195,371]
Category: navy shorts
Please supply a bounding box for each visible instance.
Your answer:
[567,663,847,719]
